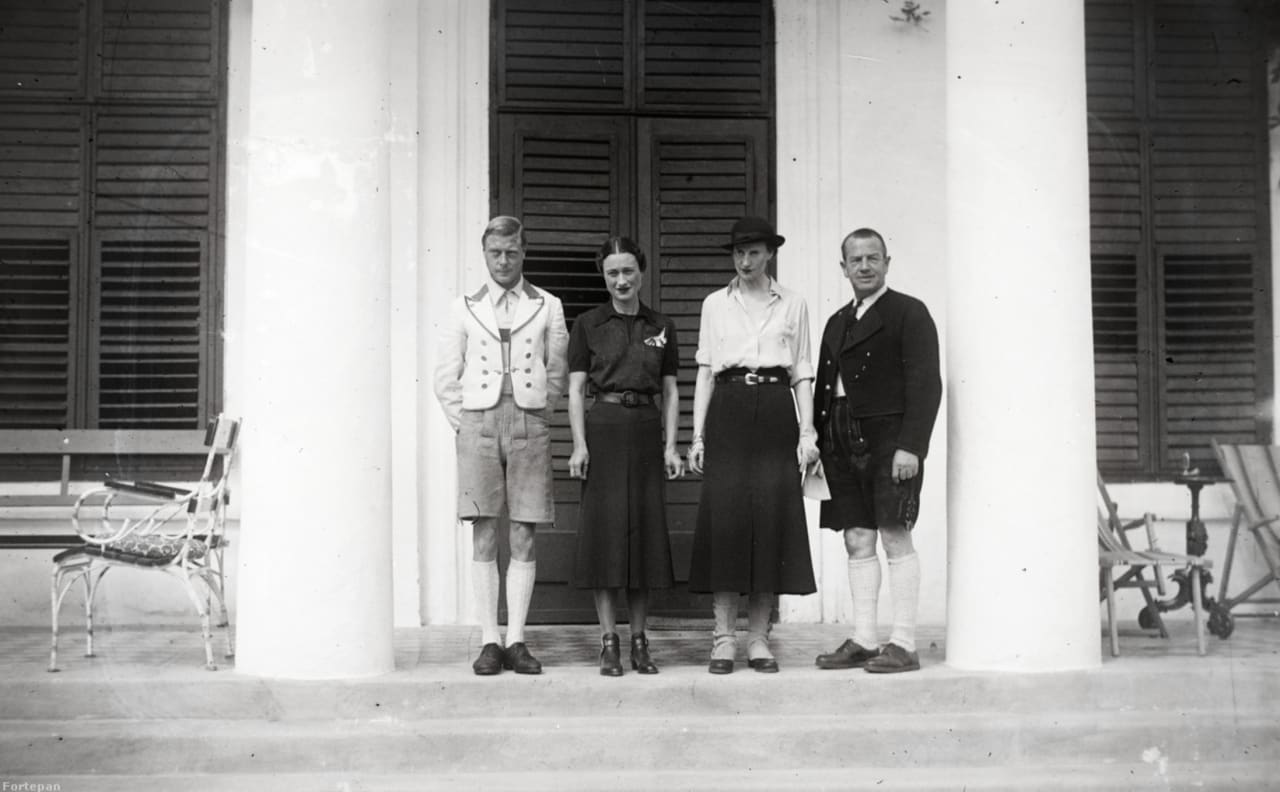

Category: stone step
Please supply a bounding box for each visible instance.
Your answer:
[2,709,1273,776]
[6,661,1277,721]
[7,764,1278,792]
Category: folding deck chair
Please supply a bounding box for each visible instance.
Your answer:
[49,415,240,671]
[1208,441,1280,639]
[1096,472,1211,656]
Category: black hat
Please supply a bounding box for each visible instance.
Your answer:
[722,216,785,251]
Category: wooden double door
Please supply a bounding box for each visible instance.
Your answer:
[493,113,773,622]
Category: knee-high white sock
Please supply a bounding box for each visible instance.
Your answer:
[746,592,774,659]
[473,560,500,646]
[887,551,920,652]
[848,555,881,649]
[504,558,537,645]
[711,591,738,659]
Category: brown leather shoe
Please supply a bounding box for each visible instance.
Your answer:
[815,638,880,670]
[864,642,920,674]
[472,642,504,676]
[502,642,543,674]
[599,633,623,677]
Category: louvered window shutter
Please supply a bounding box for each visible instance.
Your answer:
[639,1,770,112]
[1085,0,1271,478]
[0,0,224,432]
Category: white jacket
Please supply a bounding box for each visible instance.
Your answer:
[433,280,569,430]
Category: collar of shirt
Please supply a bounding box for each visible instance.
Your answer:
[487,277,525,306]
[727,275,782,305]
[854,284,889,318]
[590,301,658,327]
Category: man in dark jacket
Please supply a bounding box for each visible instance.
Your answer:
[812,228,941,673]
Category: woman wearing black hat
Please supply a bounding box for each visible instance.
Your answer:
[567,236,683,676]
[686,216,819,674]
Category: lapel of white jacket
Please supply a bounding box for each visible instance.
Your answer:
[508,280,545,335]
[464,284,501,341]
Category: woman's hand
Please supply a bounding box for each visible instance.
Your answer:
[664,448,684,480]
[797,436,819,472]
[687,439,705,475]
[568,446,590,480]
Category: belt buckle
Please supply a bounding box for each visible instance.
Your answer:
[621,390,640,407]
[743,371,761,386]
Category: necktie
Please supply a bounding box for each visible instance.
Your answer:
[844,299,862,344]
[499,290,514,323]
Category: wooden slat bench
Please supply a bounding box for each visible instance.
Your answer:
[0,430,210,549]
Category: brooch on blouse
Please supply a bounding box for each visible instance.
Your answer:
[644,327,667,348]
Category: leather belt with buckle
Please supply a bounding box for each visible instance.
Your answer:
[716,368,786,385]
[596,390,654,407]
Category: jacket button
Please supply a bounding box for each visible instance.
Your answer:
[526,353,532,359]
[526,383,532,388]
[481,383,488,389]
[481,340,487,346]
[525,368,532,374]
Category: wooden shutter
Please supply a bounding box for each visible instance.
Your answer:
[1085,0,1270,478]
[1160,250,1262,466]
[1092,252,1144,470]
[0,237,77,427]
[0,1,86,97]
[0,0,224,432]
[93,234,206,428]
[639,0,771,112]
[495,0,770,114]
[492,0,774,620]
[496,0,628,108]
[98,0,221,99]
[637,117,770,590]
[1084,0,1138,115]
[495,114,629,621]
[497,114,629,323]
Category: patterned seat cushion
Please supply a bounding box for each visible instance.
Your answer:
[57,534,210,567]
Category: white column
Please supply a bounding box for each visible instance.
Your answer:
[945,1,1100,670]
[235,0,395,678]
[419,0,491,625]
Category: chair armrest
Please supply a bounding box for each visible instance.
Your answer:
[103,475,192,500]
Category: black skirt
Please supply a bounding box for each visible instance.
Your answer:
[573,402,675,589]
[687,381,817,595]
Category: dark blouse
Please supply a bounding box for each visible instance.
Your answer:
[568,302,679,395]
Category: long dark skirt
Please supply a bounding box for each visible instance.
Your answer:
[574,402,675,590]
[687,382,817,595]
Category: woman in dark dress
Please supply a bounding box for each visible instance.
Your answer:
[568,236,683,676]
[686,216,819,674]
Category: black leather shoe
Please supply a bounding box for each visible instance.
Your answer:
[472,642,504,676]
[815,638,880,670]
[708,658,734,674]
[600,633,623,677]
[630,633,658,674]
[864,642,920,674]
[502,642,543,674]
[748,657,779,673]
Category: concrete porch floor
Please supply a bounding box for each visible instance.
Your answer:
[1,619,1277,790]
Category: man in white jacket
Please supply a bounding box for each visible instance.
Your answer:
[434,216,569,675]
